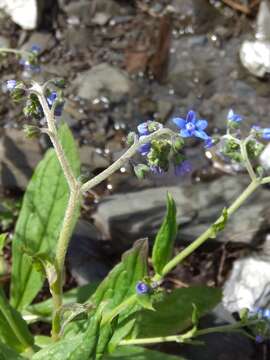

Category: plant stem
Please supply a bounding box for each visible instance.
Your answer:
[0,48,32,57]
[81,128,174,193]
[118,320,258,346]
[240,138,257,181]
[153,179,261,281]
[51,186,80,340]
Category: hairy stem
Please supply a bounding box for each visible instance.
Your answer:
[153,179,261,281]
[240,138,257,181]
[119,320,258,346]
[81,128,174,193]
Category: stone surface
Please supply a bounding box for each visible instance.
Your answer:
[93,176,270,248]
[74,63,131,102]
[67,219,112,285]
[0,0,40,30]
[0,128,43,190]
[223,250,270,313]
[79,145,110,173]
[260,143,270,171]
[21,32,56,54]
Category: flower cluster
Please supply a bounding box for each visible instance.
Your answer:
[247,307,270,343]
[20,45,41,74]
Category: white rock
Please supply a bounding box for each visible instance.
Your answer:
[0,0,39,30]
[260,143,270,171]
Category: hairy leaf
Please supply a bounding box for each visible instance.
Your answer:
[10,124,80,310]
[131,286,222,337]
[0,341,24,360]
[152,193,177,275]
[0,288,34,352]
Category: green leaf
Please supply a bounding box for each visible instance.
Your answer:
[104,346,186,360]
[0,233,7,253]
[152,193,177,275]
[26,283,98,321]
[91,239,148,312]
[0,288,34,352]
[131,286,222,338]
[0,341,24,360]
[10,123,80,310]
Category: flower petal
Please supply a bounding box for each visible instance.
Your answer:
[194,129,208,140]
[186,110,196,124]
[180,129,191,137]
[137,122,149,135]
[172,117,186,129]
[196,120,208,130]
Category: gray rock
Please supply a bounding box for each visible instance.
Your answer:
[67,219,111,285]
[74,63,131,102]
[21,32,56,54]
[0,0,41,29]
[79,145,110,173]
[0,128,43,190]
[0,35,10,48]
[223,251,270,313]
[93,176,270,248]
[64,27,92,50]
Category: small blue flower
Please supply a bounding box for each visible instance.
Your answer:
[262,128,270,140]
[6,80,17,91]
[47,91,64,116]
[30,45,41,54]
[20,58,41,73]
[137,121,163,156]
[138,139,151,156]
[137,122,150,136]
[173,110,209,140]
[136,281,149,295]
[227,109,242,123]
[174,160,192,176]
[255,335,264,343]
[204,136,214,149]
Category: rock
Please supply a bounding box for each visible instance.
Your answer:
[0,128,43,190]
[21,32,56,54]
[260,143,270,171]
[223,251,270,313]
[64,27,92,50]
[67,219,112,285]
[93,176,270,249]
[0,35,10,48]
[74,63,131,102]
[79,145,110,173]
[0,0,41,30]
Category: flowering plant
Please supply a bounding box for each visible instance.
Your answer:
[0,47,270,359]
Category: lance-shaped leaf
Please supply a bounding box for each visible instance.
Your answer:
[104,345,187,360]
[152,193,177,275]
[0,288,34,352]
[0,341,25,360]
[131,286,222,338]
[10,124,80,310]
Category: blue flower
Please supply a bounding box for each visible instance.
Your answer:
[204,136,214,149]
[262,128,270,140]
[30,45,41,54]
[138,138,151,156]
[150,165,164,175]
[174,160,192,176]
[136,281,149,295]
[173,110,209,140]
[47,91,64,117]
[6,80,17,91]
[227,109,242,123]
[255,335,264,343]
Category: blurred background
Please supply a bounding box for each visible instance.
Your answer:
[1,1,270,358]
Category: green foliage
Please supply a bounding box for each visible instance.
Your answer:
[0,288,34,352]
[10,124,80,310]
[0,341,24,360]
[104,346,187,360]
[152,193,177,275]
[131,286,222,338]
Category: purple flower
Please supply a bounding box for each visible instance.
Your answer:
[138,139,151,156]
[6,80,17,91]
[262,128,270,140]
[47,91,64,116]
[227,109,242,123]
[137,122,150,136]
[174,160,192,176]
[136,281,149,295]
[173,110,209,140]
